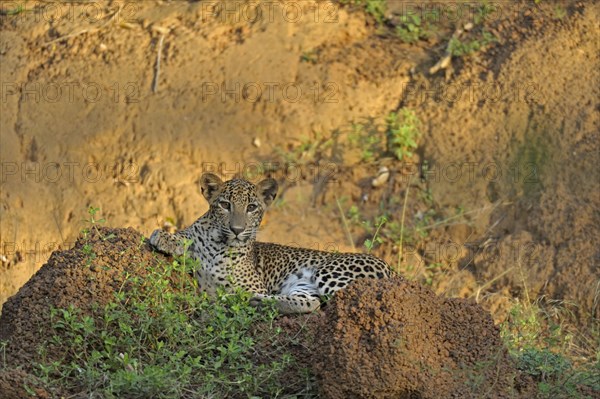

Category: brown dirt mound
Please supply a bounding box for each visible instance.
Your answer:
[0,227,168,370]
[0,227,533,398]
[314,277,533,399]
[0,369,49,399]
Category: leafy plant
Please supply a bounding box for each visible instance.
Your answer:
[448,30,496,57]
[364,215,387,252]
[347,122,383,162]
[82,206,115,241]
[423,262,445,286]
[395,12,437,43]
[35,247,293,397]
[345,109,421,163]
[300,50,318,64]
[552,5,567,20]
[501,302,599,398]
[386,108,421,161]
[79,206,115,268]
[274,132,334,167]
[517,348,571,380]
[473,1,496,25]
[347,204,362,225]
[340,0,387,25]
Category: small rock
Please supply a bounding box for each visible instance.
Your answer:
[371,166,389,188]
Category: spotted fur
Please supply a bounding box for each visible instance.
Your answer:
[149,173,391,314]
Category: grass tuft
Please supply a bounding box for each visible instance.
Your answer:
[34,246,292,398]
[501,301,600,398]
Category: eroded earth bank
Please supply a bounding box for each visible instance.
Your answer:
[0,0,598,397]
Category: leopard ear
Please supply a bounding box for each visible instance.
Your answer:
[256,178,278,207]
[200,173,223,202]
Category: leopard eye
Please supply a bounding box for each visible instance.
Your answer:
[219,201,230,210]
[247,203,258,212]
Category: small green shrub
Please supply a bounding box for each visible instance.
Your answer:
[386,108,421,161]
[395,13,437,43]
[339,0,387,24]
[448,30,496,57]
[517,348,571,380]
[347,122,383,162]
[36,251,290,398]
[81,206,115,241]
[501,302,600,398]
[364,215,387,252]
[345,109,421,163]
[300,50,318,64]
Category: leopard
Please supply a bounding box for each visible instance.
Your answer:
[149,173,391,314]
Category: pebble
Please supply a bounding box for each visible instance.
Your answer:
[371,166,390,188]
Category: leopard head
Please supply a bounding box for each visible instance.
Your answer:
[200,173,278,246]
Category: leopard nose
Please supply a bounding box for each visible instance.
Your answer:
[230,225,245,236]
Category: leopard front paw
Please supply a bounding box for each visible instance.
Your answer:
[149,229,187,257]
[249,294,267,308]
[149,229,173,253]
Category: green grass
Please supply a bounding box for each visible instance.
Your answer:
[339,0,387,25]
[345,178,598,397]
[395,12,437,44]
[448,30,497,57]
[347,122,383,162]
[386,108,421,161]
[339,0,441,42]
[273,132,335,167]
[300,50,318,64]
[346,108,422,163]
[34,245,294,398]
[81,206,115,242]
[14,198,596,399]
[501,302,600,398]
[363,215,387,253]
[80,206,115,267]
[444,2,498,58]
[552,5,567,20]
[338,0,500,56]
